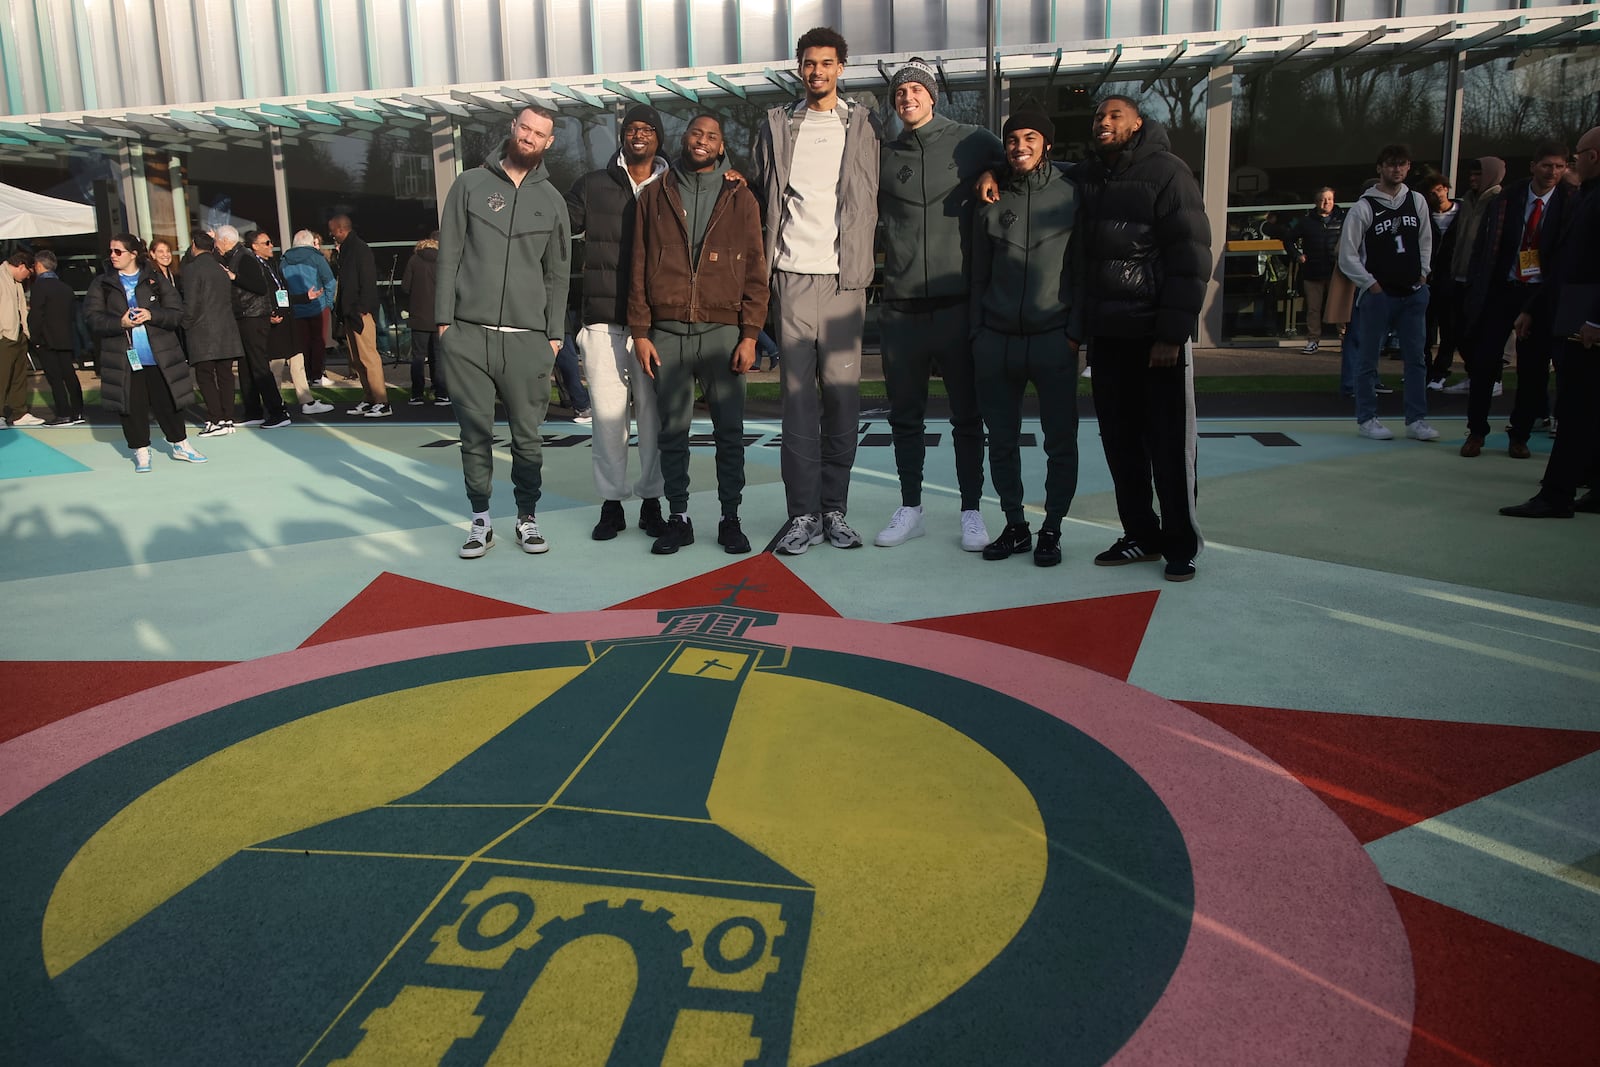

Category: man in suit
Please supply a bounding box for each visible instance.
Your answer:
[27,250,85,426]
[1458,141,1575,459]
[1500,126,1600,517]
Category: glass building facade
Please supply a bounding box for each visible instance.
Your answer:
[2,2,1597,345]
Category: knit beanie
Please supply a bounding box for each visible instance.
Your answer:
[622,104,664,147]
[1002,109,1055,145]
[891,58,938,103]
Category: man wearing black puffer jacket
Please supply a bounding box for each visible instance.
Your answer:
[1078,95,1211,583]
[566,105,671,543]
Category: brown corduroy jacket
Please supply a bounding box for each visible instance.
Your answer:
[628,168,769,341]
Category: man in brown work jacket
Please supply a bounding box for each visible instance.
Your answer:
[630,112,770,557]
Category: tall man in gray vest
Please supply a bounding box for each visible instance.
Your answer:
[750,26,882,556]
[872,58,1004,551]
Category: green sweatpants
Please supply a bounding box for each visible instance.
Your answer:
[441,322,556,515]
[650,324,746,516]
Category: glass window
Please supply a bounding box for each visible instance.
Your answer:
[0,148,123,291]
[1460,46,1600,186]
[1227,56,1453,342]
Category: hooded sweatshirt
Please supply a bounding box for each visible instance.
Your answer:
[1451,156,1505,281]
[436,144,570,336]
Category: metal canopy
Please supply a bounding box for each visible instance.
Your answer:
[2,7,1595,156]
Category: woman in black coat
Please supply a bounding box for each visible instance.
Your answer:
[84,234,206,472]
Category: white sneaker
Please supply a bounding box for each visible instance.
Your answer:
[1302,341,1319,354]
[459,519,494,559]
[1427,378,1446,392]
[1492,381,1503,398]
[170,440,208,463]
[515,513,549,554]
[347,402,372,416]
[11,412,45,426]
[776,514,824,556]
[874,505,925,547]
[1357,418,1394,440]
[302,400,333,415]
[1405,420,1440,442]
[821,510,863,549]
[1441,380,1471,395]
[133,446,151,473]
[313,376,332,387]
[364,403,393,418]
[960,510,990,552]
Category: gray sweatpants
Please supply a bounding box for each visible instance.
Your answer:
[441,322,556,516]
[773,271,867,517]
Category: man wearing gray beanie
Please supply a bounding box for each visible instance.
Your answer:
[872,56,1005,552]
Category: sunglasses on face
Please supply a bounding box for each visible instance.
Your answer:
[108,248,129,256]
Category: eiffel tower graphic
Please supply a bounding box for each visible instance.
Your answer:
[267,593,813,1066]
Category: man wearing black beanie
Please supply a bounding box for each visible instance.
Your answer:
[968,108,1083,567]
[566,103,672,543]
[872,57,1006,553]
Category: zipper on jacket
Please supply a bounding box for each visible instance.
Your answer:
[497,180,522,328]
[1017,177,1032,331]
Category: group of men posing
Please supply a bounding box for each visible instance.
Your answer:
[433,26,1209,580]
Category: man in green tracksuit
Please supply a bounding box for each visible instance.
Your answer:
[970,110,1083,567]
[436,105,571,559]
[630,114,770,556]
[873,57,1005,553]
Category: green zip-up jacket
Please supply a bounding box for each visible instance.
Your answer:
[435,145,570,335]
[971,161,1082,339]
[878,113,1004,303]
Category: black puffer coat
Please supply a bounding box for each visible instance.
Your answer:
[1293,207,1346,282]
[84,268,196,413]
[565,155,666,326]
[179,251,245,363]
[1075,121,1211,345]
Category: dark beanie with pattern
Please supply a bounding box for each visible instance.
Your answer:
[891,58,938,103]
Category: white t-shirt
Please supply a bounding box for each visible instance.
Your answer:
[774,107,847,275]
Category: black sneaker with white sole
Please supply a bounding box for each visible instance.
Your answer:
[1164,559,1196,582]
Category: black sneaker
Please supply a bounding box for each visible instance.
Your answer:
[1374,381,1394,396]
[1165,559,1197,582]
[592,499,626,541]
[651,515,695,555]
[717,516,751,554]
[638,497,668,538]
[1033,528,1062,567]
[981,522,1032,561]
[261,414,292,429]
[1094,536,1161,566]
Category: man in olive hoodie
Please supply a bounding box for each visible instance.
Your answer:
[436,105,572,559]
[873,57,1005,553]
[630,114,769,557]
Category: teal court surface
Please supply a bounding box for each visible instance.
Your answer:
[1,411,1596,1066]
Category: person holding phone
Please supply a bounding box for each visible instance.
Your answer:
[84,234,206,472]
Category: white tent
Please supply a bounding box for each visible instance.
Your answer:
[0,182,96,239]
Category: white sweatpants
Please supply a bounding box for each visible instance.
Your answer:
[578,322,663,501]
